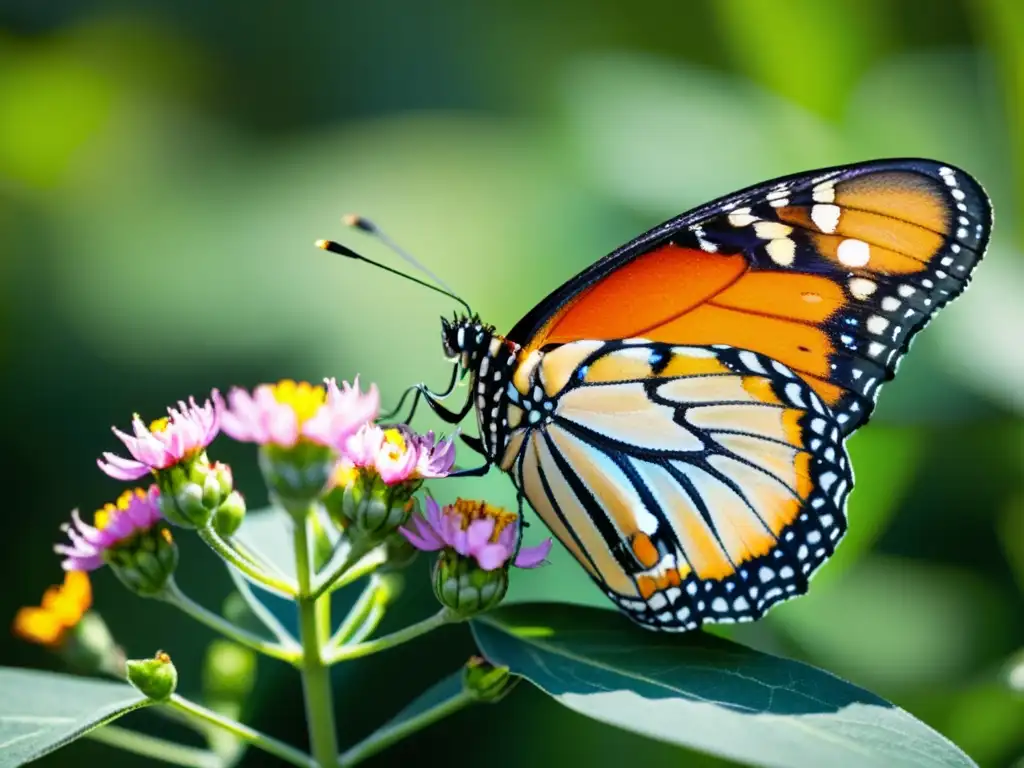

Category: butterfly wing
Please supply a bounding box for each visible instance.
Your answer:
[507,158,991,434]
[503,341,851,630]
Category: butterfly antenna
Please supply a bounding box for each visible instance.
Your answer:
[316,238,473,316]
[342,214,460,297]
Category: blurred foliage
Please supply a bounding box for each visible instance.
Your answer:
[0,1,1021,767]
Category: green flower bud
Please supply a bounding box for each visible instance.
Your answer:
[462,656,517,703]
[156,454,234,528]
[338,471,415,545]
[431,550,508,617]
[213,491,247,538]
[259,442,334,512]
[126,651,178,702]
[104,524,178,598]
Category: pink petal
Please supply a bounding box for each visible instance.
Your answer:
[513,538,553,568]
[424,497,444,534]
[475,543,512,571]
[398,523,444,552]
[465,518,496,554]
[97,455,150,481]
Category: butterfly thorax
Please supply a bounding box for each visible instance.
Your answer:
[441,315,526,459]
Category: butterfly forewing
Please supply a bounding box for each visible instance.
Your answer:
[508,159,991,434]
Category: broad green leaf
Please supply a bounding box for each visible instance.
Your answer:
[0,667,150,767]
[472,604,976,768]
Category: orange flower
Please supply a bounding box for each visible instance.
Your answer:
[12,571,92,648]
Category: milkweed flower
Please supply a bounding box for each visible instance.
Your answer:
[97,394,232,529]
[401,498,552,616]
[215,377,378,509]
[98,396,219,481]
[216,377,378,449]
[331,426,457,540]
[54,487,178,597]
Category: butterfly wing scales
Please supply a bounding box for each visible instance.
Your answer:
[508,342,852,631]
[508,159,991,434]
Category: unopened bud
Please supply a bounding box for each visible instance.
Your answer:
[462,656,517,703]
[126,650,178,701]
[432,550,508,617]
[339,472,415,544]
[213,491,246,538]
[104,524,178,598]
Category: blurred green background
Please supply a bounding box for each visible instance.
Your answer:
[2,0,1022,766]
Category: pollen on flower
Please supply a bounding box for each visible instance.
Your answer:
[148,417,170,433]
[450,499,518,542]
[270,380,327,426]
[12,571,92,648]
[95,488,149,530]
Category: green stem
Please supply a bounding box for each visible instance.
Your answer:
[161,581,301,665]
[310,541,385,602]
[326,609,455,665]
[294,514,341,768]
[326,578,383,649]
[338,690,475,767]
[167,695,315,768]
[87,724,222,768]
[199,524,297,597]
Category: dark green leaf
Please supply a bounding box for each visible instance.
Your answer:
[472,604,976,768]
[0,667,150,767]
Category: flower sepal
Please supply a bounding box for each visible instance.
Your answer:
[126,651,178,702]
[432,549,509,617]
[103,522,179,598]
[462,656,518,703]
[259,442,335,514]
[213,490,247,538]
[156,454,232,529]
[338,469,416,544]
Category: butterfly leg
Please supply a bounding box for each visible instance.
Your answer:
[380,364,460,423]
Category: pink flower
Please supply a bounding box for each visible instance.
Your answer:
[414,431,457,479]
[98,396,219,481]
[344,425,457,485]
[304,377,380,448]
[55,487,164,571]
[216,377,378,449]
[401,497,552,571]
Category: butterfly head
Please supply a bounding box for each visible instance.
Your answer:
[441,313,495,373]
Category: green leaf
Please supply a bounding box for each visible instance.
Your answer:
[0,667,151,767]
[233,506,296,581]
[472,604,976,768]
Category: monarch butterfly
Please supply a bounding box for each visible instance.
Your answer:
[321,158,991,632]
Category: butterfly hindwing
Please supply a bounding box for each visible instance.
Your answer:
[507,340,852,631]
[508,159,991,435]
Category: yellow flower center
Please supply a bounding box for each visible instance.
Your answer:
[333,461,360,489]
[94,488,148,530]
[382,429,408,460]
[149,416,170,433]
[270,379,326,426]
[451,498,518,543]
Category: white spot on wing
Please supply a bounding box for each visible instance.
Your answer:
[837,238,870,267]
[811,204,841,233]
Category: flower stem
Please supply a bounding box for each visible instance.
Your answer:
[338,689,475,766]
[325,609,456,665]
[310,540,384,601]
[325,577,384,649]
[224,562,300,648]
[161,580,301,665]
[294,514,341,768]
[199,523,298,596]
[167,695,315,768]
[87,724,222,768]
